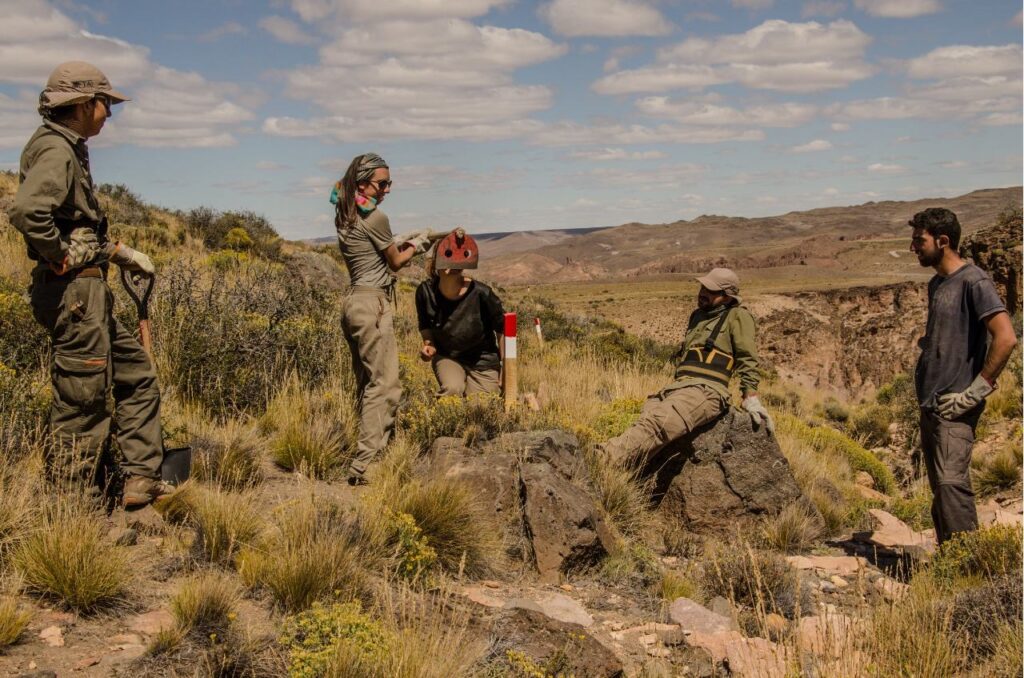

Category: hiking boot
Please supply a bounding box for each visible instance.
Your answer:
[123,475,175,507]
[347,474,369,487]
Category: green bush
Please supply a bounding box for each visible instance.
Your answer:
[279,601,390,678]
[185,207,282,260]
[929,524,1023,582]
[778,415,896,495]
[97,183,153,227]
[876,373,920,450]
[847,403,892,447]
[0,292,48,373]
[591,398,643,439]
[822,398,849,423]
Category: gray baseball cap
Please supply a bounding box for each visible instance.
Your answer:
[38,61,130,111]
[696,267,742,304]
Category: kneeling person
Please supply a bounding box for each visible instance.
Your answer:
[603,268,772,468]
[416,230,505,397]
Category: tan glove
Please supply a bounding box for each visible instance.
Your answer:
[106,242,155,275]
[742,395,775,435]
[58,227,100,272]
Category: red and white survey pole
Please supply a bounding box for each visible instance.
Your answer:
[503,312,518,411]
[533,317,544,348]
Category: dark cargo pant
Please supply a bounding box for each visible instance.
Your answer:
[341,287,402,478]
[30,269,163,492]
[919,408,980,544]
[603,383,728,469]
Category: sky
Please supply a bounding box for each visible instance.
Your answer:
[0,0,1020,240]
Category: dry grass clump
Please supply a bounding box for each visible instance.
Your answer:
[757,502,824,553]
[0,465,37,568]
[14,501,130,612]
[390,478,497,578]
[585,449,652,538]
[171,571,241,638]
[264,379,356,479]
[701,543,807,619]
[973,441,1022,495]
[0,597,31,649]
[659,570,698,602]
[400,393,508,452]
[191,419,265,490]
[160,486,262,566]
[238,498,365,613]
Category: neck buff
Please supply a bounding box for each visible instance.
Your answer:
[355,192,377,215]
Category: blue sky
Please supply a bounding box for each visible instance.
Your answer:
[0,0,1020,239]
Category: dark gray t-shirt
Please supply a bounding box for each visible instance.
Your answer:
[915,263,1006,409]
[337,209,395,289]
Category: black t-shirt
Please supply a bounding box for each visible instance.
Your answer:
[415,279,505,369]
[915,263,1006,410]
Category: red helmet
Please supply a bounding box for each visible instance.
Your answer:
[434,228,479,270]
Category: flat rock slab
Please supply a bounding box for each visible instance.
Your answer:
[506,592,594,628]
[724,636,788,678]
[490,608,623,677]
[127,609,175,636]
[786,555,870,577]
[864,509,936,555]
[797,614,860,657]
[461,585,506,609]
[669,597,737,634]
[978,500,1023,527]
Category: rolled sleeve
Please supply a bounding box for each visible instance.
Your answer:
[9,144,72,263]
[731,308,760,395]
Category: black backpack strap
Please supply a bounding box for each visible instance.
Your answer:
[703,306,734,351]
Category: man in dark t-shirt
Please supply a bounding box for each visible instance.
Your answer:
[910,208,1018,544]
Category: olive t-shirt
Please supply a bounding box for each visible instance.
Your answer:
[415,280,505,369]
[337,209,395,289]
[915,263,1006,410]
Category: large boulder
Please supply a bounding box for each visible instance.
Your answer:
[641,410,817,534]
[428,431,615,583]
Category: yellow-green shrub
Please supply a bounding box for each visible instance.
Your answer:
[929,524,1022,582]
[777,414,896,494]
[279,601,390,678]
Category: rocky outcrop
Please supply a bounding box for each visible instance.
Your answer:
[961,210,1022,313]
[428,431,616,583]
[640,410,818,534]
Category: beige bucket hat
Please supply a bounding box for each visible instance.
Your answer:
[38,61,130,111]
[696,267,742,304]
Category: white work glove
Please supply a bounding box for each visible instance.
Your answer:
[63,227,100,270]
[937,374,993,420]
[742,395,775,435]
[392,228,430,250]
[107,242,155,275]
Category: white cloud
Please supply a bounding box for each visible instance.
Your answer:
[266,18,566,141]
[801,1,845,17]
[791,139,832,152]
[529,121,764,146]
[567,163,705,189]
[854,0,940,17]
[259,15,317,44]
[906,44,1021,79]
[0,0,258,148]
[198,21,246,42]
[289,0,511,22]
[867,162,907,173]
[635,98,817,127]
[569,148,668,160]
[539,0,672,37]
[597,20,873,94]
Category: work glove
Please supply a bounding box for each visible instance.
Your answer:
[937,375,993,420]
[106,242,155,275]
[392,228,429,250]
[742,395,775,435]
[60,227,100,271]
[420,343,437,362]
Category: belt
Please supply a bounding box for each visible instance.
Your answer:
[348,283,397,303]
[42,266,105,283]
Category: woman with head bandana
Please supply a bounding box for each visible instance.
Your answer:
[334,153,429,485]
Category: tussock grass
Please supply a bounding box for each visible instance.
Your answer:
[777,414,896,495]
[238,497,365,613]
[0,597,31,649]
[757,502,824,553]
[974,442,1022,495]
[401,393,508,452]
[185,487,263,566]
[171,571,241,638]
[585,449,652,538]
[701,542,806,619]
[0,466,37,568]
[265,379,356,479]
[659,570,698,602]
[390,478,497,578]
[192,418,265,490]
[14,501,130,612]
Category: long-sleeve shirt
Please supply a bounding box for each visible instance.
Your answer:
[669,302,760,399]
[8,121,105,265]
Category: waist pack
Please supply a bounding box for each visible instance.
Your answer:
[675,308,735,386]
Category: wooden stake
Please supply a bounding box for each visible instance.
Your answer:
[503,312,518,411]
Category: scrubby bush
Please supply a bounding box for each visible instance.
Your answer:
[821,398,849,423]
[238,498,365,613]
[98,183,153,227]
[946,574,1022,662]
[777,414,896,495]
[401,393,507,452]
[280,601,390,678]
[0,291,48,373]
[591,397,643,439]
[15,502,130,612]
[847,403,892,448]
[154,259,345,415]
[185,207,282,260]
[887,479,934,531]
[701,545,807,619]
[0,597,30,649]
[929,524,1022,582]
[876,373,921,449]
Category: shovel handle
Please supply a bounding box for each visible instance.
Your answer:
[120,268,155,354]
[139,319,152,355]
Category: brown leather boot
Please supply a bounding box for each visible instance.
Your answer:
[123,475,175,507]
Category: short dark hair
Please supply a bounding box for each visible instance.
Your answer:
[909,207,961,250]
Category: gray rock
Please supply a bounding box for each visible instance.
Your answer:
[506,592,594,627]
[643,410,819,534]
[669,598,738,634]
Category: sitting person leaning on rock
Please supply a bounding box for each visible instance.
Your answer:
[415,229,505,398]
[601,267,773,468]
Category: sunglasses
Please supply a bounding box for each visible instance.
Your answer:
[93,95,112,113]
[368,179,393,190]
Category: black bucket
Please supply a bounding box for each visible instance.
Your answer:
[161,446,192,486]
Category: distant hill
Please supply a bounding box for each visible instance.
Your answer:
[477,187,1023,285]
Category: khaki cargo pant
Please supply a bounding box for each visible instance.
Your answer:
[432,356,500,398]
[603,383,728,468]
[919,408,980,544]
[30,270,163,493]
[341,288,401,478]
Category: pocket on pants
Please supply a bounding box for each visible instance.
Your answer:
[54,352,108,408]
